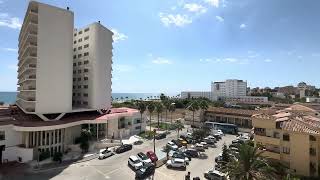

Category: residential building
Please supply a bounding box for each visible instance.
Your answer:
[306,97,320,103]
[252,104,320,177]
[211,79,247,99]
[224,96,269,105]
[180,91,211,100]
[17,1,74,117]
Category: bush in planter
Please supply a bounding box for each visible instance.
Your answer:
[39,151,50,161]
[52,152,63,162]
[80,140,89,153]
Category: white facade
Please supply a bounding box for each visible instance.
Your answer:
[72,23,113,110]
[211,79,247,99]
[181,91,211,99]
[306,97,320,103]
[17,1,74,115]
[224,96,268,104]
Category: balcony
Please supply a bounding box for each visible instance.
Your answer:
[18,74,36,85]
[18,64,36,78]
[18,53,37,68]
[258,149,281,160]
[19,42,37,60]
[255,134,280,145]
[16,99,35,113]
[19,30,38,53]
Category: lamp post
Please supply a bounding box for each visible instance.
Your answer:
[153,129,156,166]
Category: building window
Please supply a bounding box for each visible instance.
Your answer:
[73,40,76,44]
[310,148,316,156]
[73,85,75,89]
[0,131,5,140]
[78,85,81,88]
[73,62,76,66]
[78,31,82,35]
[73,70,76,74]
[74,33,77,37]
[72,93,75,96]
[135,126,141,130]
[78,54,82,58]
[77,101,81,104]
[83,101,88,105]
[78,62,82,65]
[84,69,89,73]
[73,55,76,60]
[78,38,82,43]
[78,46,82,50]
[84,93,88,97]
[84,36,89,40]
[282,147,290,154]
[84,60,89,64]
[283,134,290,141]
[78,70,82,73]
[84,77,88,81]
[77,77,81,81]
[84,52,89,56]
[84,44,89,48]
[84,85,88,89]
[73,78,76,82]
[84,28,89,32]
[77,93,81,97]
[73,48,76,52]
[310,135,316,141]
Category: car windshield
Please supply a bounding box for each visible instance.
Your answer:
[133,159,140,164]
[139,153,148,160]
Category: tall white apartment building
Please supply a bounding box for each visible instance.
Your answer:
[211,79,247,100]
[72,23,113,110]
[17,1,74,116]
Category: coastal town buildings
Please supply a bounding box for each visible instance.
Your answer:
[0,1,145,164]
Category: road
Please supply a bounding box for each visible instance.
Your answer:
[0,129,237,180]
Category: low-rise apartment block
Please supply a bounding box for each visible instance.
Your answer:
[181,91,211,100]
[253,104,320,177]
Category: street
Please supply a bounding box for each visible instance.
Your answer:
[0,129,237,180]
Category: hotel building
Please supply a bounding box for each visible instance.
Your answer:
[0,1,145,164]
[252,104,320,177]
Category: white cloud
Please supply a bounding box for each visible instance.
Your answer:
[224,58,238,63]
[2,48,17,52]
[215,16,224,22]
[111,29,128,43]
[264,59,272,63]
[204,0,219,7]
[0,13,21,29]
[7,64,17,71]
[114,64,135,72]
[159,13,192,27]
[152,57,173,64]
[240,23,246,29]
[184,3,207,14]
[199,58,213,62]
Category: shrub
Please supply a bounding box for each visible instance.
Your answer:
[39,151,50,161]
[52,152,63,162]
[80,140,89,153]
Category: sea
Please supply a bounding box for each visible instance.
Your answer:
[0,92,179,105]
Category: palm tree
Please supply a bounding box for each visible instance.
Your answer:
[222,143,276,180]
[199,100,209,124]
[169,102,176,126]
[187,101,199,128]
[155,102,164,129]
[136,101,146,134]
[163,100,171,131]
[174,119,184,138]
[147,102,155,132]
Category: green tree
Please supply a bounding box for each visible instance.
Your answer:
[163,99,171,131]
[222,143,276,180]
[169,102,176,126]
[221,143,230,166]
[163,145,171,160]
[160,93,166,101]
[192,128,207,140]
[79,130,92,153]
[187,101,199,128]
[199,100,209,123]
[147,102,155,132]
[136,101,146,134]
[155,102,164,129]
[173,119,184,138]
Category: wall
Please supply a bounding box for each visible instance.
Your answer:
[0,125,22,162]
[36,3,73,114]
[16,147,34,163]
[290,133,310,176]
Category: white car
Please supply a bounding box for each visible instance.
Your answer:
[204,169,227,180]
[128,155,143,170]
[186,132,193,138]
[137,152,152,164]
[200,142,209,149]
[98,149,114,159]
[191,143,205,152]
[166,158,186,169]
[167,141,178,151]
[206,135,216,142]
[216,130,224,137]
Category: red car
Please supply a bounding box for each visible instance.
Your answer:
[146,151,158,162]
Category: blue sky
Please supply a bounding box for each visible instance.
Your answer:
[0,0,320,93]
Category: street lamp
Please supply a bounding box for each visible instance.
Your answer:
[153,129,156,153]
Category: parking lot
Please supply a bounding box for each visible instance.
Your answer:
[0,129,238,180]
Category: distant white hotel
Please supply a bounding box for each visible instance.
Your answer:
[181,79,268,104]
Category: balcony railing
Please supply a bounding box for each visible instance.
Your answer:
[19,55,37,69]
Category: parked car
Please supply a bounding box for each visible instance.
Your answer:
[186,132,193,139]
[135,163,155,179]
[191,143,205,152]
[155,133,166,140]
[184,149,199,158]
[98,148,114,159]
[178,138,188,146]
[172,152,190,163]
[172,139,183,147]
[146,151,158,163]
[204,169,227,180]
[215,153,223,163]
[116,144,133,154]
[206,135,217,143]
[166,158,187,169]
[200,142,209,149]
[229,143,240,149]
[128,155,143,170]
[137,152,152,164]
[213,134,221,140]
[134,140,143,145]
[167,141,178,151]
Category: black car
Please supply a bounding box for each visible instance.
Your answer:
[173,152,191,162]
[155,133,166,140]
[135,163,155,179]
[172,139,182,147]
[184,149,199,158]
[115,144,133,153]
